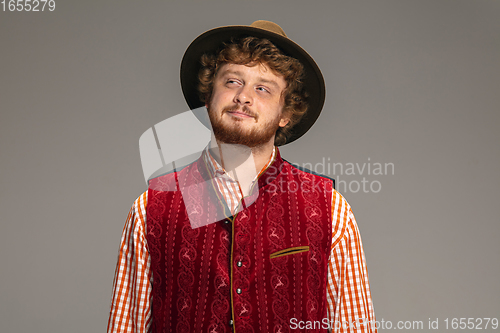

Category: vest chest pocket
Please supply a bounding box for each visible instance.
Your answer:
[270,245,309,259]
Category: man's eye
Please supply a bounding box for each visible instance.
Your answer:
[257,87,270,93]
[226,79,239,85]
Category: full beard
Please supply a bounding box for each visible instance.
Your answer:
[207,104,281,148]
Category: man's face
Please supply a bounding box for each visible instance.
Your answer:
[207,63,289,148]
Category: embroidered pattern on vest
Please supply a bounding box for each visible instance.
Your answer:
[301,171,327,321]
[208,228,231,333]
[267,189,290,333]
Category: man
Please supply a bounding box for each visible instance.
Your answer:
[108,20,376,333]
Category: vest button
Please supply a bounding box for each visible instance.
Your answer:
[237,261,242,267]
[229,319,233,326]
[224,220,230,224]
[236,288,242,294]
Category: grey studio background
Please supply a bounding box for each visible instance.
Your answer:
[1,0,499,332]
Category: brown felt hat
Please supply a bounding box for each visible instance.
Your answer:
[180,20,326,145]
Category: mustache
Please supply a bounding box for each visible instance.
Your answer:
[222,105,257,118]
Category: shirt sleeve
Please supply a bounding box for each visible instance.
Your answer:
[107,191,153,333]
[326,190,377,332]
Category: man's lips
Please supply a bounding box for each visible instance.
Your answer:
[226,110,255,118]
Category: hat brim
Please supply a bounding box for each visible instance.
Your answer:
[180,25,326,145]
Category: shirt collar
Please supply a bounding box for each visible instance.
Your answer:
[202,143,276,182]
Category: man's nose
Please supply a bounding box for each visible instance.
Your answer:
[234,86,253,105]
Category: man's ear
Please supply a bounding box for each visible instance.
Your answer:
[279,117,290,128]
[279,110,291,128]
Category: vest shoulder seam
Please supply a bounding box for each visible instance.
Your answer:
[147,160,196,185]
[282,158,336,189]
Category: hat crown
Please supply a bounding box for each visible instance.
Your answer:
[250,20,287,38]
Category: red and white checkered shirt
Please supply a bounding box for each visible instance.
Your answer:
[107,147,376,332]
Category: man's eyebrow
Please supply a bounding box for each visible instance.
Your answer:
[258,78,280,88]
[220,69,243,76]
[220,70,280,88]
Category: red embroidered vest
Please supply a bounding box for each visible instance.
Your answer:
[146,149,333,333]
